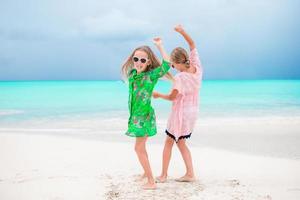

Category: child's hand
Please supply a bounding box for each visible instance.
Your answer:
[152,91,160,99]
[174,24,184,33]
[153,37,163,47]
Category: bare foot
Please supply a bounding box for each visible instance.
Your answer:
[175,175,196,182]
[142,182,157,190]
[155,175,167,183]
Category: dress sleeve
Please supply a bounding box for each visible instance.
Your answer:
[190,48,203,74]
[172,74,183,94]
[149,60,171,80]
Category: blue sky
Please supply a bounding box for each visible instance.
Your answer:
[0,0,299,80]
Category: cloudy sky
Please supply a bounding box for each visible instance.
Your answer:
[0,0,299,80]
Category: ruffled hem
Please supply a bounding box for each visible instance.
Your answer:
[125,131,156,138]
[165,130,192,143]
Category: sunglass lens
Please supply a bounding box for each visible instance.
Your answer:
[133,57,139,62]
[140,58,147,63]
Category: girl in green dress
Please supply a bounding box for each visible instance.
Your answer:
[122,38,172,189]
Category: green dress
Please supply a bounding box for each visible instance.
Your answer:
[126,60,171,137]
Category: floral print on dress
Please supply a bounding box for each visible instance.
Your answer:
[126,60,171,137]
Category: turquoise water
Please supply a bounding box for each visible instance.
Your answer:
[1,80,300,124]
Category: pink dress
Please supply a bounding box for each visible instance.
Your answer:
[166,48,203,142]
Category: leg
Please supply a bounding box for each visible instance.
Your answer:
[136,153,148,181]
[176,139,196,182]
[157,136,174,183]
[139,147,149,180]
[135,137,156,189]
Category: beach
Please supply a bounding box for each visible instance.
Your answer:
[0,116,300,200]
[1,0,299,198]
[0,80,300,199]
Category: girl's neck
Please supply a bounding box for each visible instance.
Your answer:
[181,68,189,72]
[136,69,144,74]
[181,67,196,74]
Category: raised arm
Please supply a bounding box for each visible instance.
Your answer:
[174,24,196,51]
[148,37,171,80]
[153,37,170,62]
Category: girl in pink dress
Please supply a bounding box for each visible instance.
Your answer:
[153,25,203,183]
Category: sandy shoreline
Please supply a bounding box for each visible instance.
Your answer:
[1,115,300,160]
[0,132,300,200]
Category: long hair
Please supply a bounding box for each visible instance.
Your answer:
[122,45,173,81]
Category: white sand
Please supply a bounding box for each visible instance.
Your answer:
[0,132,300,200]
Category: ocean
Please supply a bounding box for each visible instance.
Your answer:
[1,80,300,125]
[1,80,300,159]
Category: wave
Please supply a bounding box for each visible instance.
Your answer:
[0,110,24,116]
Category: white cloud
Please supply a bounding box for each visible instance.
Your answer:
[0,0,299,80]
[78,9,155,40]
